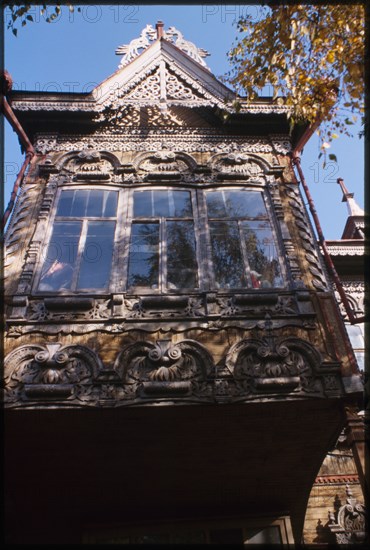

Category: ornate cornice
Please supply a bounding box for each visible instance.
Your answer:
[238,102,291,114]
[315,475,360,485]
[33,131,290,155]
[325,241,365,256]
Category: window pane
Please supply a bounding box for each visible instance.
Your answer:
[172,191,192,217]
[127,223,159,288]
[346,324,365,349]
[56,190,74,217]
[133,190,192,218]
[133,191,153,217]
[38,222,81,291]
[70,190,89,217]
[167,221,198,289]
[77,221,116,290]
[209,221,245,288]
[206,190,266,218]
[103,191,118,217]
[245,526,282,544]
[86,190,104,217]
[242,221,283,288]
[153,191,170,217]
[57,190,118,218]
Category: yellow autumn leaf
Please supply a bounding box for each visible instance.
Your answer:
[327,51,335,63]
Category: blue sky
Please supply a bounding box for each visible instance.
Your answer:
[4,3,364,239]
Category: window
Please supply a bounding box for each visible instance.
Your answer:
[38,189,118,291]
[83,517,292,545]
[345,323,365,371]
[206,190,283,289]
[127,190,198,291]
[36,185,285,294]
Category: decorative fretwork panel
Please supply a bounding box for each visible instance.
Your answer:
[4,332,343,409]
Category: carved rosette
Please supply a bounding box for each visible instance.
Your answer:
[4,343,102,406]
[114,339,214,400]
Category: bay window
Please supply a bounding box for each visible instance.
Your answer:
[36,185,285,294]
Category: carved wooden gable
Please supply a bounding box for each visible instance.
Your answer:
[93,28,233,120]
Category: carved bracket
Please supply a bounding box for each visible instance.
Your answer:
[4,329,343,408]
[4,343,102,405]
[114,339,214,400]
[328,485,366,544]
[225,321,341,398]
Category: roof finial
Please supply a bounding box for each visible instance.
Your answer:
[337,178,364,217]
[156,20,164,39]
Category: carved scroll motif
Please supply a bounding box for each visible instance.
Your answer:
[213,153,265,181]
[114,339,214,399]
[115,24,210,69]
[4,343,102,405]
[328,485,366,544]
[64,148,116,180]
[225,323,334,397]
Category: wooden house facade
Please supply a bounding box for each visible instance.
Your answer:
[3,23,365,545]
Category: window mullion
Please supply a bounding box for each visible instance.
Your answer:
[73,219,88,290]
[238,219,252,288]
[196,190,213,290]
[116,189,131,292]
[160,218,167,292]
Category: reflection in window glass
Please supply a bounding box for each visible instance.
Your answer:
[133,190,192,218]
[127,224,160,288]
[207,190,283,289]
[39,222,81,291]
[209,221,245,288]
[77,221,116,289]
[39,189,118,292]
[242,221,283,288]
[129,191,197,290]
[41,187,285,294]
[206,190,266,218]
[167,221,198,289]
[56,189,118,218]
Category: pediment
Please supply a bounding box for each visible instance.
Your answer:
[94,38,234,113]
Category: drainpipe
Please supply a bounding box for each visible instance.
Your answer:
[1,69,36,229]
[290,129,365,325]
